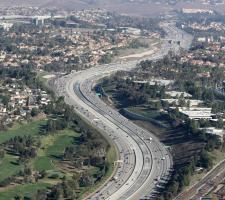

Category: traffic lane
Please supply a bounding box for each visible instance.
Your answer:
[77,77,171,200]
[65,80,138,199]
[54,22,191,200]
[69,80,149,200]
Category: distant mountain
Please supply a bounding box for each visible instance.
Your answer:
[1,0,225,16]
[0,0,171,16]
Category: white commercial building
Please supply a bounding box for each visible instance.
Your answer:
[133,79,174,86]
[165,91,192,98]
[200,127,225,140]
[178,107,213,120]
[0,22,13,31]
[182,8,214,14]
[162,99,203,107]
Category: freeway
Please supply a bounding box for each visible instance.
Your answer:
[54,22,193,200]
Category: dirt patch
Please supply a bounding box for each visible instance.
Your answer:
[33,113,47,121]
[119,49,156,59]
[0,183,19,192]
[56,160,83,174]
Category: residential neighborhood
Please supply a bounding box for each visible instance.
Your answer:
[0,78,51,128]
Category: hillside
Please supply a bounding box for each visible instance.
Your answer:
[1,0,225,17]
[0,0,213,17]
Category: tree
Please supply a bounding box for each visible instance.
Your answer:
[39,170,46,179]
[0,149,5,160]
[31,108,39,117]
[187,99,191,108]
[98,53,112,64]
[154,101,162,110]
[14,194,23,200]
[188,120,199,134]
[79,173,94,187]
[46,119,57,132]
[36,189,48,200]
[199,150,213,169]
[216,118,224,129]
[0,95,10,106]
[47,186,61,199]
[24,166,32,176]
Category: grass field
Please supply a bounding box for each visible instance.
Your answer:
[46,130,76,158]
[33,129,79,172]
[0,119,117,199]
[0,182,51,200]
[0,120,47,144]
[0,122,80,198]
[0,120,47,182]
[0,154,22,182]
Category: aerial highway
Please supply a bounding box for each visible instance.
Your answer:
[54,22,193,200]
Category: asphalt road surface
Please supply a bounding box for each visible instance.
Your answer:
[54,22,193,200]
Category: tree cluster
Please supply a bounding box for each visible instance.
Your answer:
[5,135,38,161]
